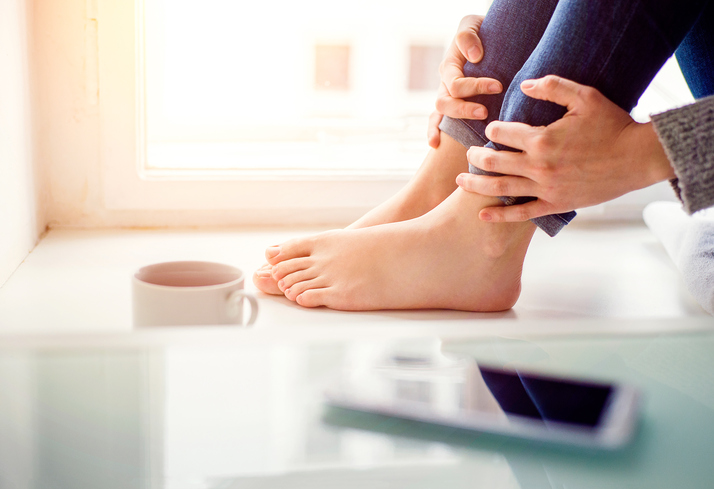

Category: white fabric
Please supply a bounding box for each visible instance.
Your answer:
[643,202,714,315]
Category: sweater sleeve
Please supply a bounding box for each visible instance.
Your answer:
[651,94,714,214]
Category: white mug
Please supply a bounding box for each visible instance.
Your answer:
[133,261,259,327]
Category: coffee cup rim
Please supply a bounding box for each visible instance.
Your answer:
[134,260,245,290]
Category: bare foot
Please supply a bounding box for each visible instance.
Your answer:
[265,188,536,311]
[253,134,470,295]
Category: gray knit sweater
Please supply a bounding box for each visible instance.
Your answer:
[651,94,714,214]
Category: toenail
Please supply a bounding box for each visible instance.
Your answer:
[278,280,285,289]
[266,246,280,259]
[257,270,271,278]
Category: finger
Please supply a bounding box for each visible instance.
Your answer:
[485,120,540,151]
[447,76,502,99]
[455,174,538,198]
[455,15,485,63]
[436,90,488,120]
[479,200,552,223]
[427,111,443,148]
[520,75,598,112]
[465,146,527,177]
[440,49,502,98]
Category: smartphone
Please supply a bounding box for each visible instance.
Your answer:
[324,354,641,449]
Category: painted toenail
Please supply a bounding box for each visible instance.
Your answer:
[266,246,280,259]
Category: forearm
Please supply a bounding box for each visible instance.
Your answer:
[651,94,714,214]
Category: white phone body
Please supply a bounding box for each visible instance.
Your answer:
[325,355,641,450]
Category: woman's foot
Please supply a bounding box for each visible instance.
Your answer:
[265,188,536,311]
[253,134,470,295]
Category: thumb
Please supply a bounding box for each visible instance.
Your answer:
[455,15,485,63]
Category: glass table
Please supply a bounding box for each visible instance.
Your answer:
[1,331,712,488]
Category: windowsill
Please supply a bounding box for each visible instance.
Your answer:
[0,222,710,344]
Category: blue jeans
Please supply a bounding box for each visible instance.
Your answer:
[677,0,714,99]
[440,0,712,236]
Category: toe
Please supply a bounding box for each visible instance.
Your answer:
[296,288,329,308]
[271,257,312,281]
[266,237,315,265]
[278,267,318,292]
[252,265,283,296]
[284,277,327,302]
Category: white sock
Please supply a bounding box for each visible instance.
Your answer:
[643,202,714,315]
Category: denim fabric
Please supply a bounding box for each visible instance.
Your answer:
[676,1,714,99]
[440,0,711,237]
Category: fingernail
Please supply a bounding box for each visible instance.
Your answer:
[266,246,280,259]
[474,107,487,119]
[521,79,535,90]
[467,47,481,62]
[456,174,464,186]
[481,212,492,221]
[488,82,501,93]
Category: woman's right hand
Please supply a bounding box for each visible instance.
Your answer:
[429,15,503,148]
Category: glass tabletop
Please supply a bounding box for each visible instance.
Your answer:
[0,332,712,488]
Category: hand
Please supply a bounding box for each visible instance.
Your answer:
[458,75,676,222]
[428,15,503,149]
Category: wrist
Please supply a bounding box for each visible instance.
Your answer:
[638,121,676,185]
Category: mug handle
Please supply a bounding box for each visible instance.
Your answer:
[227,290,259,326]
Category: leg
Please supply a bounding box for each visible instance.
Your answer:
[439,0,560,149]
[346,134,470,229]
[254,0,558,295]
[267,0,707,311]
[348,0,564,230]
[676,0,714,99]
[443,0,711,236]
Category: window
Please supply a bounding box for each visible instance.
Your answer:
[140,0,478,175]
[97,0,691,225]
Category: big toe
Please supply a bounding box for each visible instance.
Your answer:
[252,264,283,296]
[266,232,333,265]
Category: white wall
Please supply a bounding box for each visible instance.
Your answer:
[33,0,105,229]
[0,0,45,287]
